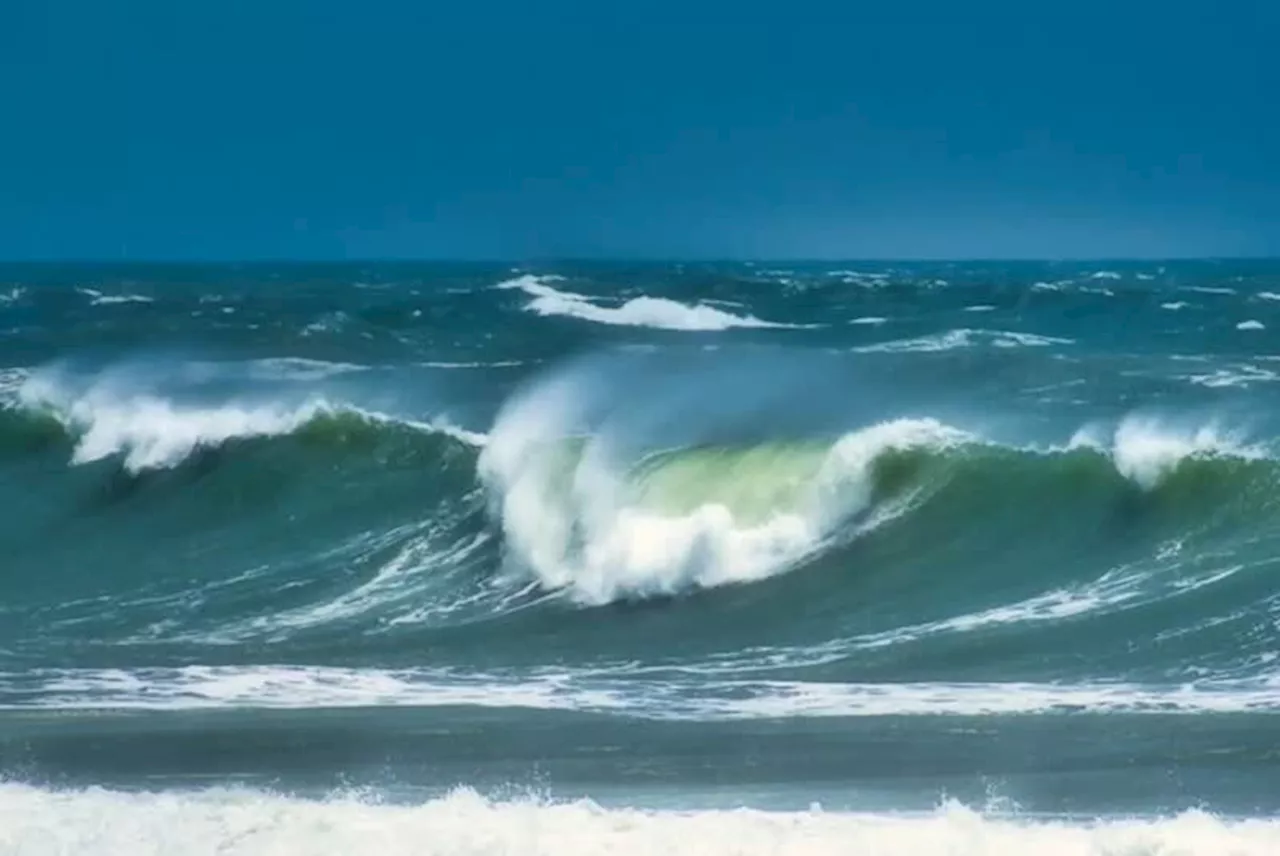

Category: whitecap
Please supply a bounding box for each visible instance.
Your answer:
[1068,415,1261,491]
[496,275,797,331]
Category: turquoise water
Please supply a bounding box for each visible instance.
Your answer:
[2,261,1280,853]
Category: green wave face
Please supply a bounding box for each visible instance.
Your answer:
[624,441,835,524]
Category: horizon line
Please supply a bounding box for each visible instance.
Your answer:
[1,255,1278,265]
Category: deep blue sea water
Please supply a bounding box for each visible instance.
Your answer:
[2,260,1280,853]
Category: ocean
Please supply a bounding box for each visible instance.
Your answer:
[1,260,1279,853]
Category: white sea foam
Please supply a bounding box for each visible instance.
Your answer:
[847,575,1148,653]
[832,269,892,287]
[301,311,351,335]
[839,550,1251,664]
[850,316,888,325]
[3,784,1278,856]
[1183,364,1279,388]
[1185,286,1236,295]
[496,275,793,331]
[0,366,29,397]
[1237,319,1265,330]
[1160,301,1190,310]
[220,526,496,640]
[75,287,155,305]
[1089,271,1121,280]
[963,305,996,312]
[3,665,1278,719]
[417,359,531,369]
[1257,291,1280,301]
[855,329,1072,353]
[92,294,154,305]
[245,357,370,381]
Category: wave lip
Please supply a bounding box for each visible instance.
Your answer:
[496,275,796,331]
[3,784,1278,856]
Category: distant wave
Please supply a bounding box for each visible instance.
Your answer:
[76,287,154,306]
[496,275,797,331]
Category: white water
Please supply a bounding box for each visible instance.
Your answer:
[1,783,1278,856]
[4,664,1278,718]
[496,275,792,331]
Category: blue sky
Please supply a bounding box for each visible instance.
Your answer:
[2,1,1276,259]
